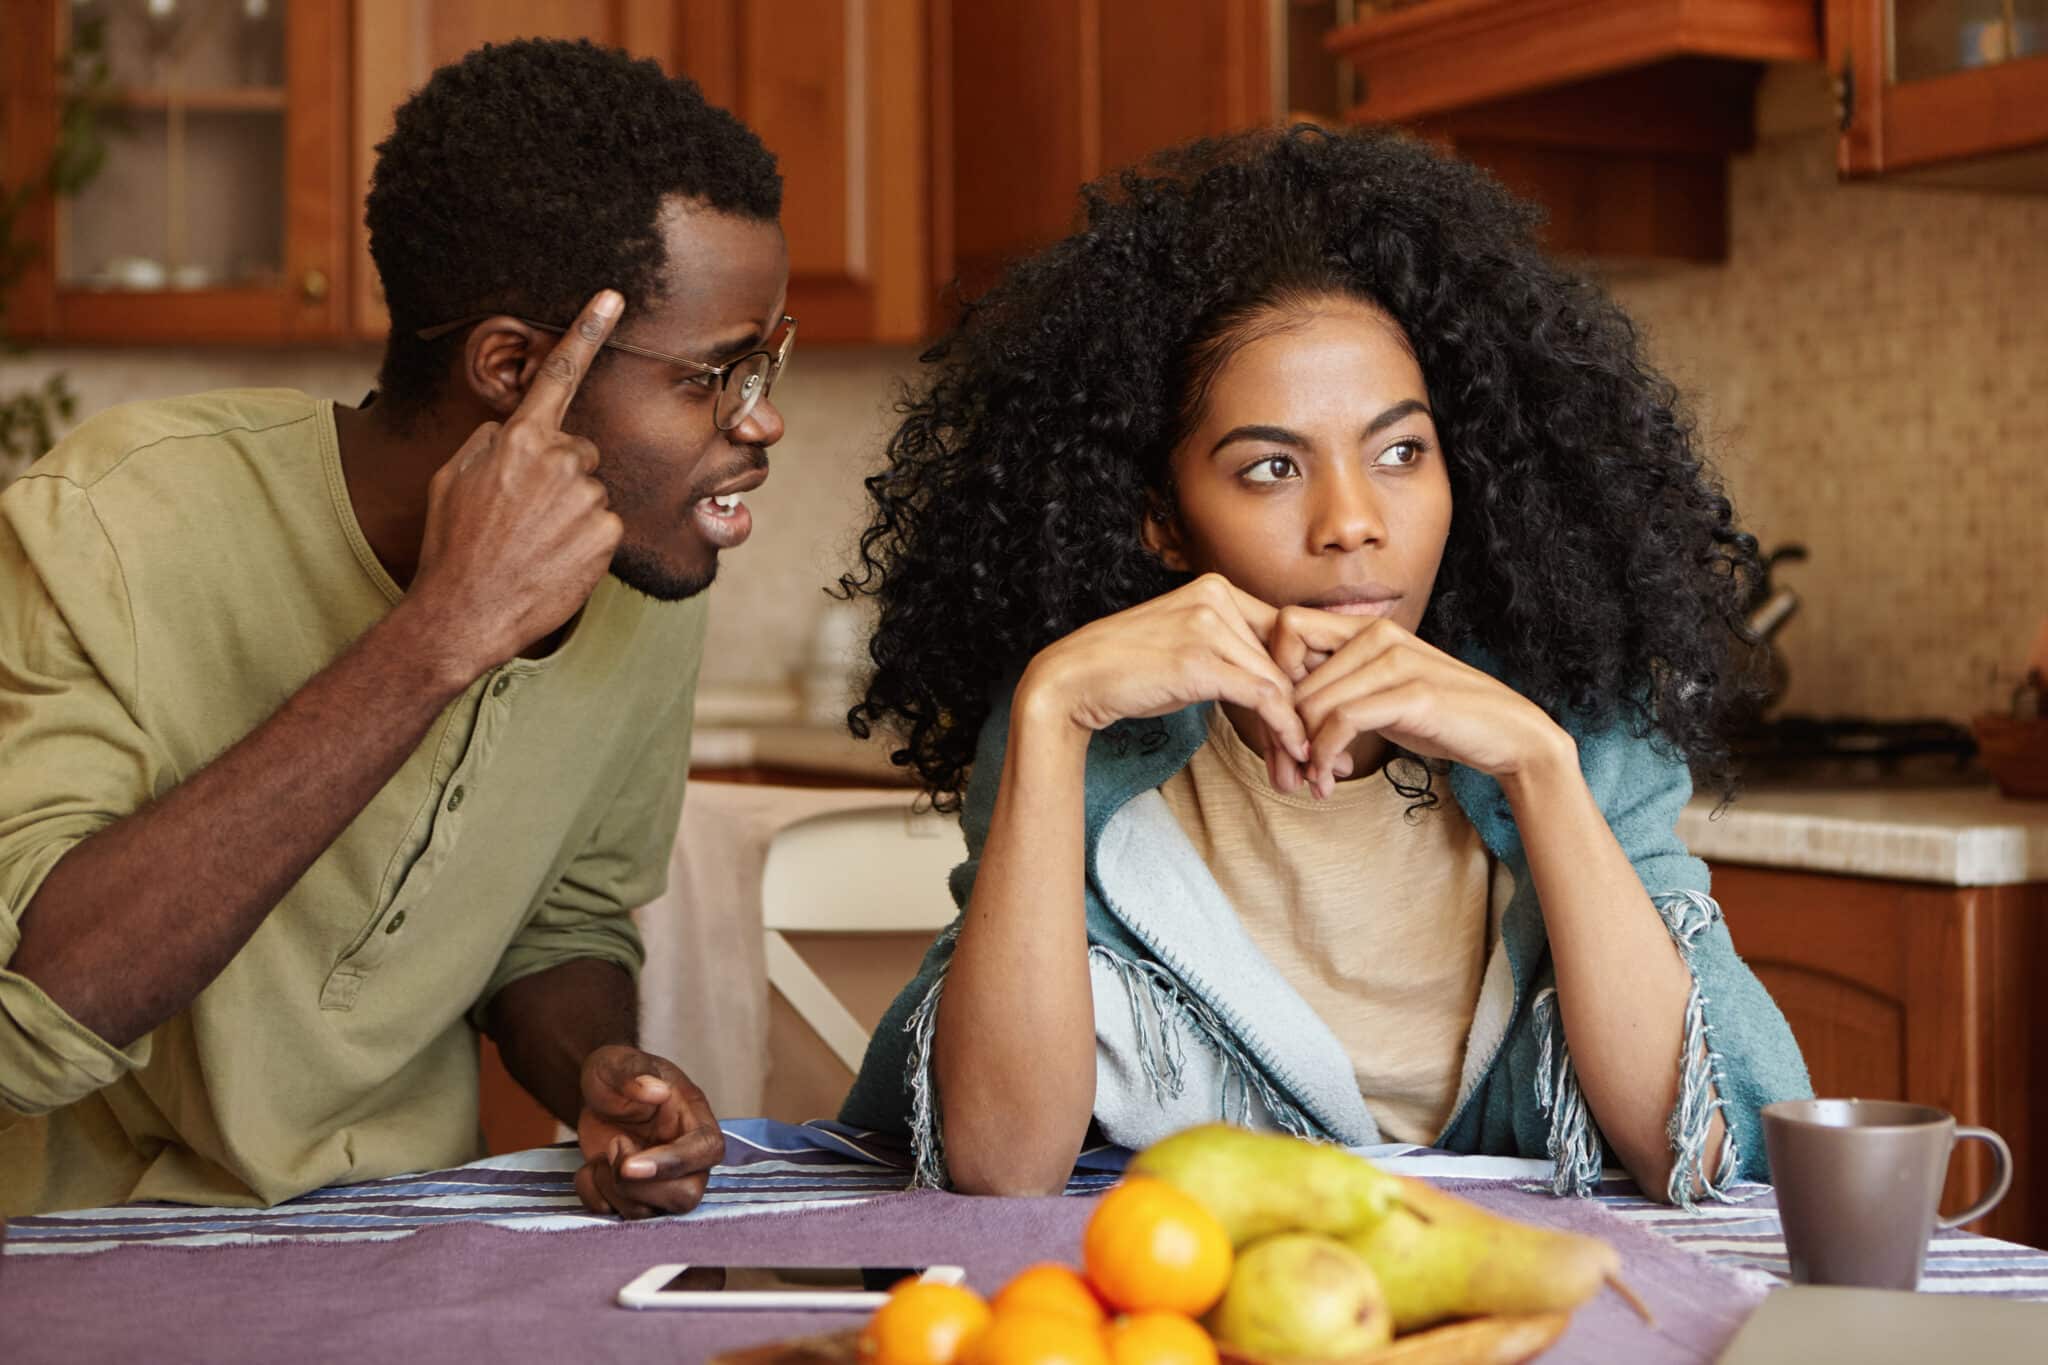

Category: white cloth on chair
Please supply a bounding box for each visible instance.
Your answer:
[633,782,918,1117]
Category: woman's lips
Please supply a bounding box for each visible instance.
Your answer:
[1301,584,1404,618]
[1317,598,1401,618]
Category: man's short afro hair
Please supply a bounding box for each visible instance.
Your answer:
[365,37,781,415]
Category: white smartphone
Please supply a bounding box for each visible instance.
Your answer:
[616,1263,968,1311]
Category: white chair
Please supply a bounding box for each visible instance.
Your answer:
[758,803,963,1073]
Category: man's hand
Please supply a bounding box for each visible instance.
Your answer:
[406,290,628,682]
[574,1044,726,1219]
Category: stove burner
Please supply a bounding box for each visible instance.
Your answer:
[1737,716,1979,760]
[1732,716,1980,786]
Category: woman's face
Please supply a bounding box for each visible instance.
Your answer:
[1146,297,1452,634]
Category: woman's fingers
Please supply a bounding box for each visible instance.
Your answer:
[1269,605,1376,682]
[1296,650,1421,794]
[1213,577,1281,642]
[1200,625,1311,764]
[1303,679,1434,798]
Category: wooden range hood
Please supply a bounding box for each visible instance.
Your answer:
[1326,0,1825,262]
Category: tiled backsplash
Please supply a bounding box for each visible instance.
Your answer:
[5,68,2041,722]
[1604,70,2047,723]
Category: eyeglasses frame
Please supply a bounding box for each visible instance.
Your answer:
[413,311,797,430]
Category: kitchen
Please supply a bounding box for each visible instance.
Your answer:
[3,1,2047,1359]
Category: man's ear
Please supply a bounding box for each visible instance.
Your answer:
[461,318,549,416]
[1139,500,1192,573]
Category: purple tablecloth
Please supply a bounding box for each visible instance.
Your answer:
[1,1179,1760,1365]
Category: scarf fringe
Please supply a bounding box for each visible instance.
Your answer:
[901,923,961,1189]
[1531,986,1605,1196]
[1654,889,1741,1210]
[897,933,1322,1188]
[1531,889,1743,1207]
[1086,946,1322,1140]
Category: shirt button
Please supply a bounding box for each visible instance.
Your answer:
[385,910,407,935]
[492,675,510,698]
[447,785,465,811]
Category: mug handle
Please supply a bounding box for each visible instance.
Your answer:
[1937,1126,2014,1231]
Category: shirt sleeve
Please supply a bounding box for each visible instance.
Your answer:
[467,609,705,1028]
[0,476,167,1116]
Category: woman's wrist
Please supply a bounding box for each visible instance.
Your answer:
[1495,717,1580,804]
[1013,655,1097,758]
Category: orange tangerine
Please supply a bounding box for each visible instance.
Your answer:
[1104,1312,1219,1365]
[991,1263,1109,1327]
[859,1281,994,1365]
[1081,1177,1233,1317]
[961,1310,1113,1365]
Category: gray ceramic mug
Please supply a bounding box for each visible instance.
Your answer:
[1762,1098,2013,1289]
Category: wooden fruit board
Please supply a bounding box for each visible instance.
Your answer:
[709,1311,1570,1364]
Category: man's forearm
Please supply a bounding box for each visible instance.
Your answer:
[484,958,639,1126]
[9,602,478,1047]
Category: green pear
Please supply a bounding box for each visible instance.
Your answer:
[1127,1124,1406,1247]
[1207,1233,1392,1360]
[1342,1172,1621,1334]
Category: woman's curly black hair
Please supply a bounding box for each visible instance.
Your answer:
[365,38,780,422]
[841,126,1763,811]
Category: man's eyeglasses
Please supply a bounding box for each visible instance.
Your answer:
[415,312,797,431]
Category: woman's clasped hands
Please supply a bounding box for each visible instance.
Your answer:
[1022,573,1568,799]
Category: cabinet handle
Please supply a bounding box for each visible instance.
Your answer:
[301,268,330,303]
[1834,59,1855,133]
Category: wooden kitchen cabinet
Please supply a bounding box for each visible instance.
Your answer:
[2,0,351,343]
[1324,0,1824,261]
[351,0,942,344]
[950,0,1272,299]
[1715,862,2048,1247]
[1827,0,2048,185]
[10,1,1288,349]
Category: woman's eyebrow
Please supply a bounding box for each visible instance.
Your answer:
[1210,423,1308,456]
[1210,399,1432,457]
[1364,398,1431,436]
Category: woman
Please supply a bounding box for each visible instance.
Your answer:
[836,126,1809,1206]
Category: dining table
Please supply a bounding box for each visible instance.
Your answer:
[6,1119,2047,1364]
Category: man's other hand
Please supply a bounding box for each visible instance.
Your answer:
[573,1044,725,1218]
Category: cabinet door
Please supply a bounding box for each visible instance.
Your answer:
[674,0,938,342]
[951,0,1271,298]
[1716,863,2048,1246]
[351,0,937,343]
[1829,0,2048,176]
[5,0,350,343]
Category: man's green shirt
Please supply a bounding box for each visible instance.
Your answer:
[0,390,706,1214]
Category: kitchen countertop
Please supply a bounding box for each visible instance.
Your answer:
[690,722,911,784]
[689,684,909,784]
[1680,784,2048,887]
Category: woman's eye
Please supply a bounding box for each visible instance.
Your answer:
[1376,439,1425,467]
[1242,454,1299,484]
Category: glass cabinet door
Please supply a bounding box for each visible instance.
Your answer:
[20,0,347,342]
[1891,0,2047,82]
[60,0,289,297]
[1833,0,2048,178]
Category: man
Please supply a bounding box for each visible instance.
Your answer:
[0,39,789,1218]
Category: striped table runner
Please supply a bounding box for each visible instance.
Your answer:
[9,1120,2046,1301]
[4,1121,988,1255]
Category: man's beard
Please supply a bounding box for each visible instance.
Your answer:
[609,541,716,602]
